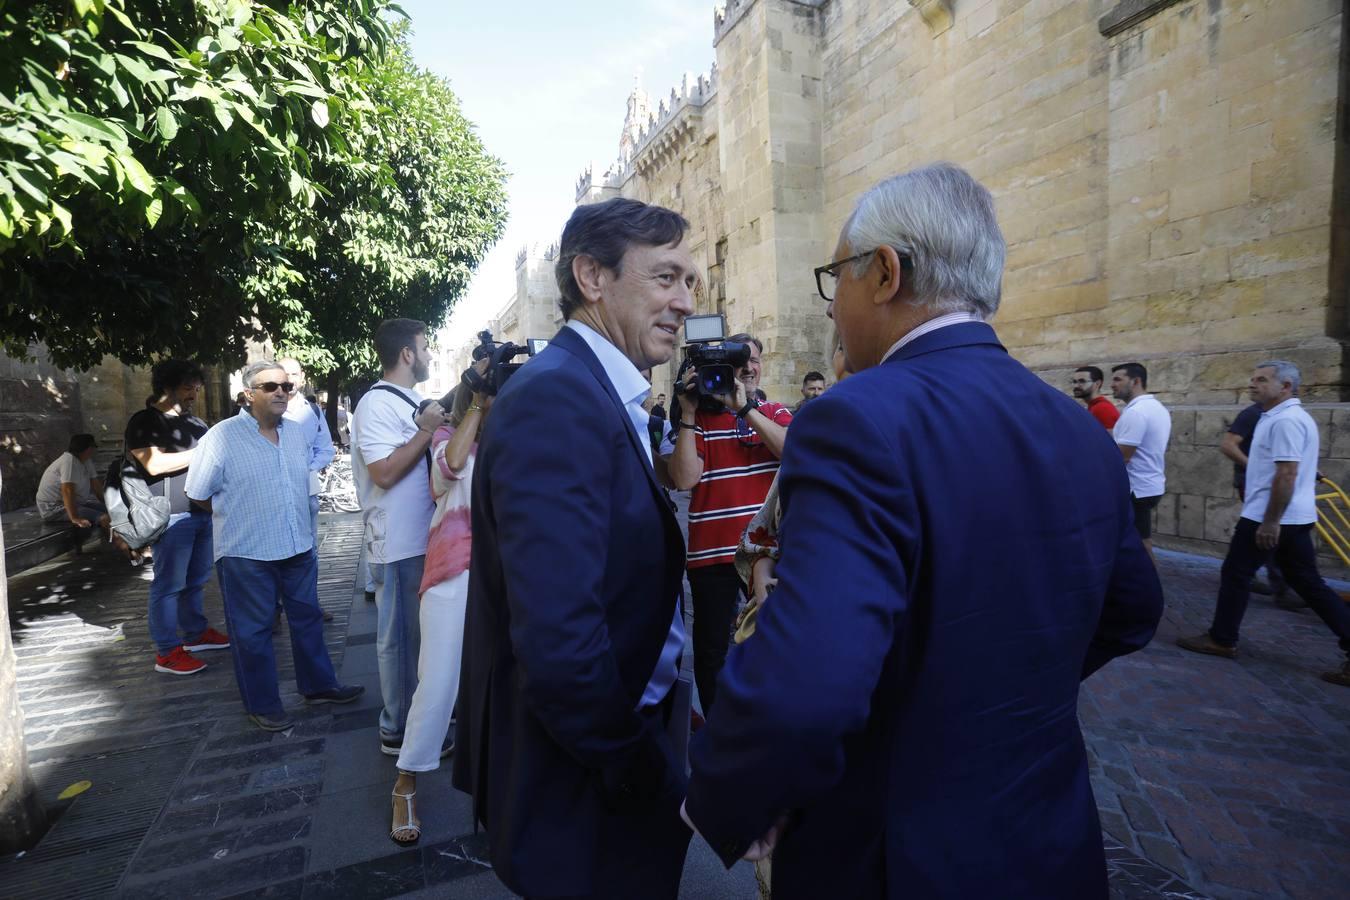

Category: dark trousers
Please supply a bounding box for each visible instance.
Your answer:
[1210,518,1350,655]
[217,550,340,716]
[687,563,743,717]
[1235,485,1285,590]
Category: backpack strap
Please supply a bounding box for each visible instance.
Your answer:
[368,385,432,475]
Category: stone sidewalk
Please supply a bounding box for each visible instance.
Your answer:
[0,510,1343,898]
[1081,549,1350,900]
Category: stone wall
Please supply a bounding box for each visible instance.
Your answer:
[1153,402,1350,575]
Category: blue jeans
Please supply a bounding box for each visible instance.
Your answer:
[148,509,214,654]
[377,555,424,739]
[216,551,340,717]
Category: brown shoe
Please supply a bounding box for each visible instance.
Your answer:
[1176,633,1238,659]
[1320,661,1350,687]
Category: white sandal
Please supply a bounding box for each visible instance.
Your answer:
[390,790,421,844]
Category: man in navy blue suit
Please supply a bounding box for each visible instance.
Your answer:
[452,198,696,899]
[681,164,1165,899]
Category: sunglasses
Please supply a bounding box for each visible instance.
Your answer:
[249,381,295,395]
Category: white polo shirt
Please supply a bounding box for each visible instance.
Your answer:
[1241,398,1319,525]
[1114,394,1171,498]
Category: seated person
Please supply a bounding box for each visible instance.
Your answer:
[36,434,109,532]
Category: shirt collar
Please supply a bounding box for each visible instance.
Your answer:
[879,312,983,364]
[1124,393,1155,410]
[1261,397,1301,417]
[565,320,650,408]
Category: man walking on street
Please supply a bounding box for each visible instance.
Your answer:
[186,360,363,730]
[352,320,446,756]
[1071,366,1119,431]
[1178,361,1350,687]
[1111,362,1171,562]
[1220,399,1289,606]
[125,359,229,675]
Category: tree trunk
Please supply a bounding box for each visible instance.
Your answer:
[0,484,47,852]
[325,371,341,442]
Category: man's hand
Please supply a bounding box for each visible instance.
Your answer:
[71,517,91,529]
[414,400,445,433]
[680,801,786,861]
[742,816,788,862]
[712,379,748,414]
[1256,522,1280,550]
[677,369,700,417]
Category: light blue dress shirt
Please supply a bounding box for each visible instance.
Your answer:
[565,320,685,709]
[184,411,314,562]
[283,395,335,493]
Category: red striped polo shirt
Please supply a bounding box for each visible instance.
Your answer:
[687,403,792,569]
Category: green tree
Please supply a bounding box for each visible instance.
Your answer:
[0,0,502,373]
[278,28,507,382]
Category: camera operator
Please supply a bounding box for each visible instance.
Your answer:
[667,333,791,717]
[351,318,446,757]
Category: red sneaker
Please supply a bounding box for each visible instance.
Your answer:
[183,627,230,652]
[154,646,206,676]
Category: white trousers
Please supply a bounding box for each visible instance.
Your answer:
[395,570,468,773]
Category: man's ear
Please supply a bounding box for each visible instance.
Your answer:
[572,254,606,305]
[873,245,906,306]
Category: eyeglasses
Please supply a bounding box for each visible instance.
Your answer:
[249,381,295,395]
[813,249,915,302]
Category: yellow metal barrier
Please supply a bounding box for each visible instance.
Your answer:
[1314,476,1350,570]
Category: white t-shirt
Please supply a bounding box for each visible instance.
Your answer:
[1241,398,1319,525]
[36,452,97,518]
[352,381,435,563]
[1114,394,1171,498]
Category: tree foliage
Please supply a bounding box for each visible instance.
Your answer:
[0,0,506,375]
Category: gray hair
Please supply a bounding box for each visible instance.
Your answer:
[242,359,284,388]
[842,163,1005,319]
[1256,359,1301,392]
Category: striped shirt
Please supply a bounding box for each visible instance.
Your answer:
[687,403,792,569]
[184,412,314,562]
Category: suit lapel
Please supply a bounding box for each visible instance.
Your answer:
[549,327,676,528]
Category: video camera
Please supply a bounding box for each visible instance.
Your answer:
[459,330,547,399]
[674,314,751,412]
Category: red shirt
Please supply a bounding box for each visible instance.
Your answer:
[1086,395,1120,430]
[686,402,793,569]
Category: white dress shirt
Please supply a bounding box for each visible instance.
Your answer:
[565,320,684,709]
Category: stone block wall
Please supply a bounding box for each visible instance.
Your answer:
[1150,402,1350,575]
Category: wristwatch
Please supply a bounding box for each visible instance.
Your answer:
[736,397,760,419]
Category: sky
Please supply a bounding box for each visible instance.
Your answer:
[395,0,720,348]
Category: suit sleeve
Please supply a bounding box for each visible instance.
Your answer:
[485,372,667,784]
[685,396,910,865]
[1081,476,1165,678]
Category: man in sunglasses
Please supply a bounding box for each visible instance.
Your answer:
[185,360,363,731]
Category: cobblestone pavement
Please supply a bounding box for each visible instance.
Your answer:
[3,511,1341,898]
[1082,549,1350,900]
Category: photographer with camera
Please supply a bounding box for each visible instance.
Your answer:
[352,318,446,757]
[667,329,791,718]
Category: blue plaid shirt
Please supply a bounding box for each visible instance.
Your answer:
[185,412,313,562]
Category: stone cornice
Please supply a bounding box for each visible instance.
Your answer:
[714,0,826,47]
[1098,0,1188,37]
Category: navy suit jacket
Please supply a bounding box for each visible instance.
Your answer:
[685,322,1163,899]
[451,325,688,897]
